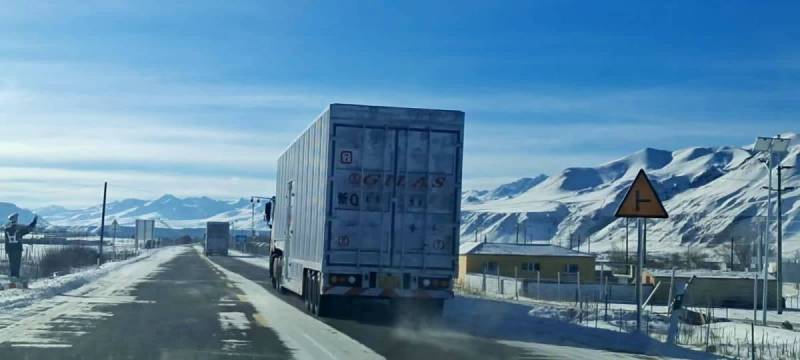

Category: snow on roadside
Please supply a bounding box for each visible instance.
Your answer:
[0,247,181,311]
[0,245,188,348]
[444,294,716,359]
[0,253,144,311]
[459,291,800,359]
[228,249,270,270]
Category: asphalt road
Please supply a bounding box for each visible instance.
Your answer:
[0,247,658,359]
[207,255,528,360]
[0,248,292,359]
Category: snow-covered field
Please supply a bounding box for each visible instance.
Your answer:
[458,287,800,360]
[443,294,714,359]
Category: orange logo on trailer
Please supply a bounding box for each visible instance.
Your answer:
[614,169,669,219]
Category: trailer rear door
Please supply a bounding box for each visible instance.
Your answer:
[329,124,460,272]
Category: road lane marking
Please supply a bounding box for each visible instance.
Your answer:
[218,312,250,332]
[302,333,337,360]
[253,313,269,327]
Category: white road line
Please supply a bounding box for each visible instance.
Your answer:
[302,333,338,360]
[199,248,383,360]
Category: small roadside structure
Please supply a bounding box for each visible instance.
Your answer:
[458,241,597,283]
[647,269,777,309]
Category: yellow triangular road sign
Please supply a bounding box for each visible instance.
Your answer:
[614,169,668,218]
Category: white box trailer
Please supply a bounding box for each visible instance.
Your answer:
[269,103,464,316]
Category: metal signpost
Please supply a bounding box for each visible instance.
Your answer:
[615,169,669,332]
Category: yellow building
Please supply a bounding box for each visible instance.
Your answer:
[458,242,597,283]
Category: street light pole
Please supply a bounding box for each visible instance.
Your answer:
[764,158,772,325]
[753,135,792,324]
[777,165,795,314]
[250,199,256,239]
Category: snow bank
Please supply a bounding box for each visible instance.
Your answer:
[443,295,715,359]
[0,247,177,311]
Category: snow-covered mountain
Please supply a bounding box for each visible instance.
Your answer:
[35,195,268,231]
[462,133,800,255]
[0,202,47,226]
[463,175,548,204]
[7,133,799,254]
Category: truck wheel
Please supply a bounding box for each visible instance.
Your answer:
[303,271,311,312]
[312,273,326,317]
[269,257,276,281]
[272,257,284,293]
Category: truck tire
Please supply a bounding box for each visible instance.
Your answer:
[311,272,327,317]
[303,271,311,312]
[272,257,284,293]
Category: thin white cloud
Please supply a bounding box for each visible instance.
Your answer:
[1,60,798,208]
[0,166,275,209]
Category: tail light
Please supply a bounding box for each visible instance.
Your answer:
[329,274,362,287]
[419,277,450,290]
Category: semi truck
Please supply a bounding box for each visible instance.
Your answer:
[268,103,464,317]
[205,221,230,256]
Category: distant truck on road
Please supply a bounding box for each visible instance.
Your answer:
[268,103,464,317]
[205,221,230,256]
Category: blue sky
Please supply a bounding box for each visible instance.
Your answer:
[1,1,799,208]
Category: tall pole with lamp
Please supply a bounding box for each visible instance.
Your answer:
[776,164,795,314]
[753,135,792,323]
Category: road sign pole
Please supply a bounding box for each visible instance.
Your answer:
[625,218,629,266]
[614,169,668,334]
[636,217,643,333]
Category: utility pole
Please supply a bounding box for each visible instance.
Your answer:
[587,234,591,253]
[251,200,256,239]
[523,220,528,244]
[99,182,107,266]
[516,222,520,244]
[730,236,734,271]
[776,165,795,314]
[753,135,792,323]
[764,161,771,327]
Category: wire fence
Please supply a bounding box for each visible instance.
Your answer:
[456,272,800,359]
[0,233,141,281]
